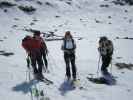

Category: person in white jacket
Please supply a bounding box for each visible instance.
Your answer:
[61,31,77,80]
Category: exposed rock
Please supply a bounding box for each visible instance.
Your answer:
[0,51,14,57]
[100,4,109,8]
[36,1,43,5]
[115,62,133,70]
[18,5,36,13]
[0,1,16,8]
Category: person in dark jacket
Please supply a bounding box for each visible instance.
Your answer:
[61,31,77,80]
[33,31,48,72]
[98,36,114,75]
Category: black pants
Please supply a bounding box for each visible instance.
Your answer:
[30,53,44,74]
[64,53,77,79]
[101,55,112,74]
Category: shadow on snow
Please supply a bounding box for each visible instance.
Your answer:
[12,79,38,94]
[58,80,75,96]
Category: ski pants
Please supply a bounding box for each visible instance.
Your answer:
[30,51,44,74]
[101,55,112,73]
[64,52,77,79]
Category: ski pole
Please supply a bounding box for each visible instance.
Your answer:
[25,55,34,100]
[26,66,34,100]
[26,55,30,69]
[26,55,31,81]
[97,54,101,77]
[110,58,113,75]
[26,55,30,81]
[42,49,50,73]
[47,50,55,72]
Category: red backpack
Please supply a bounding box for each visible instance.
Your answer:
[22,36,42,53]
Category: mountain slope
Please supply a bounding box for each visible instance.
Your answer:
[0,0,133,100]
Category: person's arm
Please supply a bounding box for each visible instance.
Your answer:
[61,40,65,50]
[41,37,48,53]
[98,44,106,56]
[43,41,47,50]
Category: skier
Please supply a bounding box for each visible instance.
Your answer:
[22,35,44,79]
[98,36,114,75]
[33,31,48,72]
[61,31,77,81]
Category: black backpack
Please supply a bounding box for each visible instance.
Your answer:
[98,37,113,56]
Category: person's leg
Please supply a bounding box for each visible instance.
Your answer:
[42,52,48,69]
[105,56,112,71]
[36,53,44,77]
[70,53,77,80]
[64,53,71,79]
[30,55,38,74]
[101,56,107,73]
[101,56,111,74]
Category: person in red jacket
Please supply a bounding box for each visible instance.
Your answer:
[33,31,48,72]
[22,35,44,79]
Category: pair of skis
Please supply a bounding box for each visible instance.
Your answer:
[27,70,53,100]
[26,56,53,100]
[28,76,52,100]
[30,86,50,100]
[87,73,116,85]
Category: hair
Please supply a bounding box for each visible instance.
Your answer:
[22,35,32,43]
[33,31,41,36]
[99,36,108,43]
[64,31,73,39]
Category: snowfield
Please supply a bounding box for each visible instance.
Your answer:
[0,0,133,100]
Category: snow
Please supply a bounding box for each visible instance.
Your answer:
[0,0,133,100]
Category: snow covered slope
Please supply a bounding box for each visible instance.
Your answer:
[0,0,133,100]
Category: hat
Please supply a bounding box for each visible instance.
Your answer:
[33,31,41,36]
[99,36,108,41]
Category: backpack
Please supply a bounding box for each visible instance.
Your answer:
[22,36,32,52]
[22,36,42,52]
[98,37,113,56]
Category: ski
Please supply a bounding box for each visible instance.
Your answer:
[71,79,79,88]
[39,90,50,100]
[33,73,53,85]
[31,87,50,100]
[27,70,51,100]
[43,77,54,85]
[36,77,53,85]
[86,74,116,85]
[31,87,39,100]
[71,79,86,90]
[87,76,108,84]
